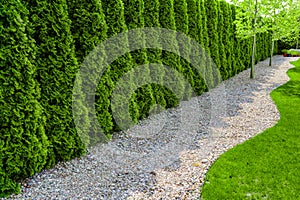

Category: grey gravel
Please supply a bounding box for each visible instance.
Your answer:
[2,56,297,200]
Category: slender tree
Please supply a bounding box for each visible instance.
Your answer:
[197,0,215,88]
[67,0,107,64]
[67,0,107,145]
[123,0,157,119]
[205,0,221,69]
[27,0,85,166]
[217,0,229,80]
[186,0,202,84]
[174,0,202,97]
[222,1,234,78]
[0,0,49,195]
[229,4,237,77]
[159,0,184,105]
[232,0,268,78]
[143,0,167,112]
[263,0,298,66]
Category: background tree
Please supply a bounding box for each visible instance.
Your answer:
[280,0,300,46]
[232,0,268,78]
[265,0,300,65]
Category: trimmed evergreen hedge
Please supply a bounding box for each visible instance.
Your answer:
[26,0,85,166]
[67,0,108,145]
[174,0,207,97]
[123,0,156,120]
[205,0,221,70]
[0,0,49,196]
[143,0,168,114]
[0,0,278,197]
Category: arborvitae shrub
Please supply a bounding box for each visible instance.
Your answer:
[231,4,241,74]
[27,0,85,166]
[255,33,262,63]
[187,0,200,42]
[236,38,245,73]
[100,0,139,131]
[218,0,229,80]
[174,0,188,34]
[221,1,233,79]
[123,0,148,65]
[205,0,221,69]
[158,0,183,104]
[274,40,279,54]
[227,3,236,77]
[240,39,248,71]
[67,0,107,144]
[143,0,162,64]
[67,0,107,64]
[143,0,167,110]
[174,0,197,97]
[261,33,267,59]
[242,38,252,69]
[266,33,272,58]
[123,0,157,120]
[230,4,238,76]
[0,0,49,196]
[199,0,210,54]
[199,0,215,88]
[180,0,208,94]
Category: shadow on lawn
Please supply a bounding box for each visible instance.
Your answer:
[201,57,300,200]
[275,80,300,97]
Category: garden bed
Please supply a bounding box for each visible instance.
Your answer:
[282,49,300,57]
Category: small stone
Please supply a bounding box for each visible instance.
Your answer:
[192,163,200,167]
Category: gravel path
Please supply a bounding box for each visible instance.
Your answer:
[3,56,297,200]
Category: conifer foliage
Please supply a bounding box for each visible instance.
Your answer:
[159,0,185,104]
[0,0,49,196]
[205,0,221,69]
[123,0,155,120]
[98,0,139,132]
[67,0,108,64]
[26,0,85,166]
[143,0,168,113]
[0,0,277,196]
[67,0,108,144]
[217,0,229,80]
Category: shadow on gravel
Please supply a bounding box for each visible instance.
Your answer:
[8,57,293,199]
[224,57,288,120]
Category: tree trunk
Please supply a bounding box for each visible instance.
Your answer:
[250,0,258,79]
[269,39,274,66]
[251,34,256,79]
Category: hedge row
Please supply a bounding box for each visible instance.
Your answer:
[1,0,277,196]
[0,1,49,195]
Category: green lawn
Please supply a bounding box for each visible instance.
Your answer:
[201,59,300,199]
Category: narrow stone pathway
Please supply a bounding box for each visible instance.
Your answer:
[4,56,297,200]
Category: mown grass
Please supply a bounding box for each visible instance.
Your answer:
[201,59,300,199]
